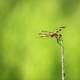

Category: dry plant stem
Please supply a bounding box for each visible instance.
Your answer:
[60,40,64,80]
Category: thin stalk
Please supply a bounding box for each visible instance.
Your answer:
[60,40,64,80]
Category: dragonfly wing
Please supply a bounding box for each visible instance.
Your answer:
[39,31,49,37]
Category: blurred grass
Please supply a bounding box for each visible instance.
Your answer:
[0,0,80,80]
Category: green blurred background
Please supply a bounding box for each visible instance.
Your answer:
[0,0,80,80]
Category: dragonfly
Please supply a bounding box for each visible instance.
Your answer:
[39,25,65,45]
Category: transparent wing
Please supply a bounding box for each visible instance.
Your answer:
[39,31,49,37]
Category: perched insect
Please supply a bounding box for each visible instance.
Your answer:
[39,25,65,45]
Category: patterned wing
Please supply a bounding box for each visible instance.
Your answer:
[55,25,65,33]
